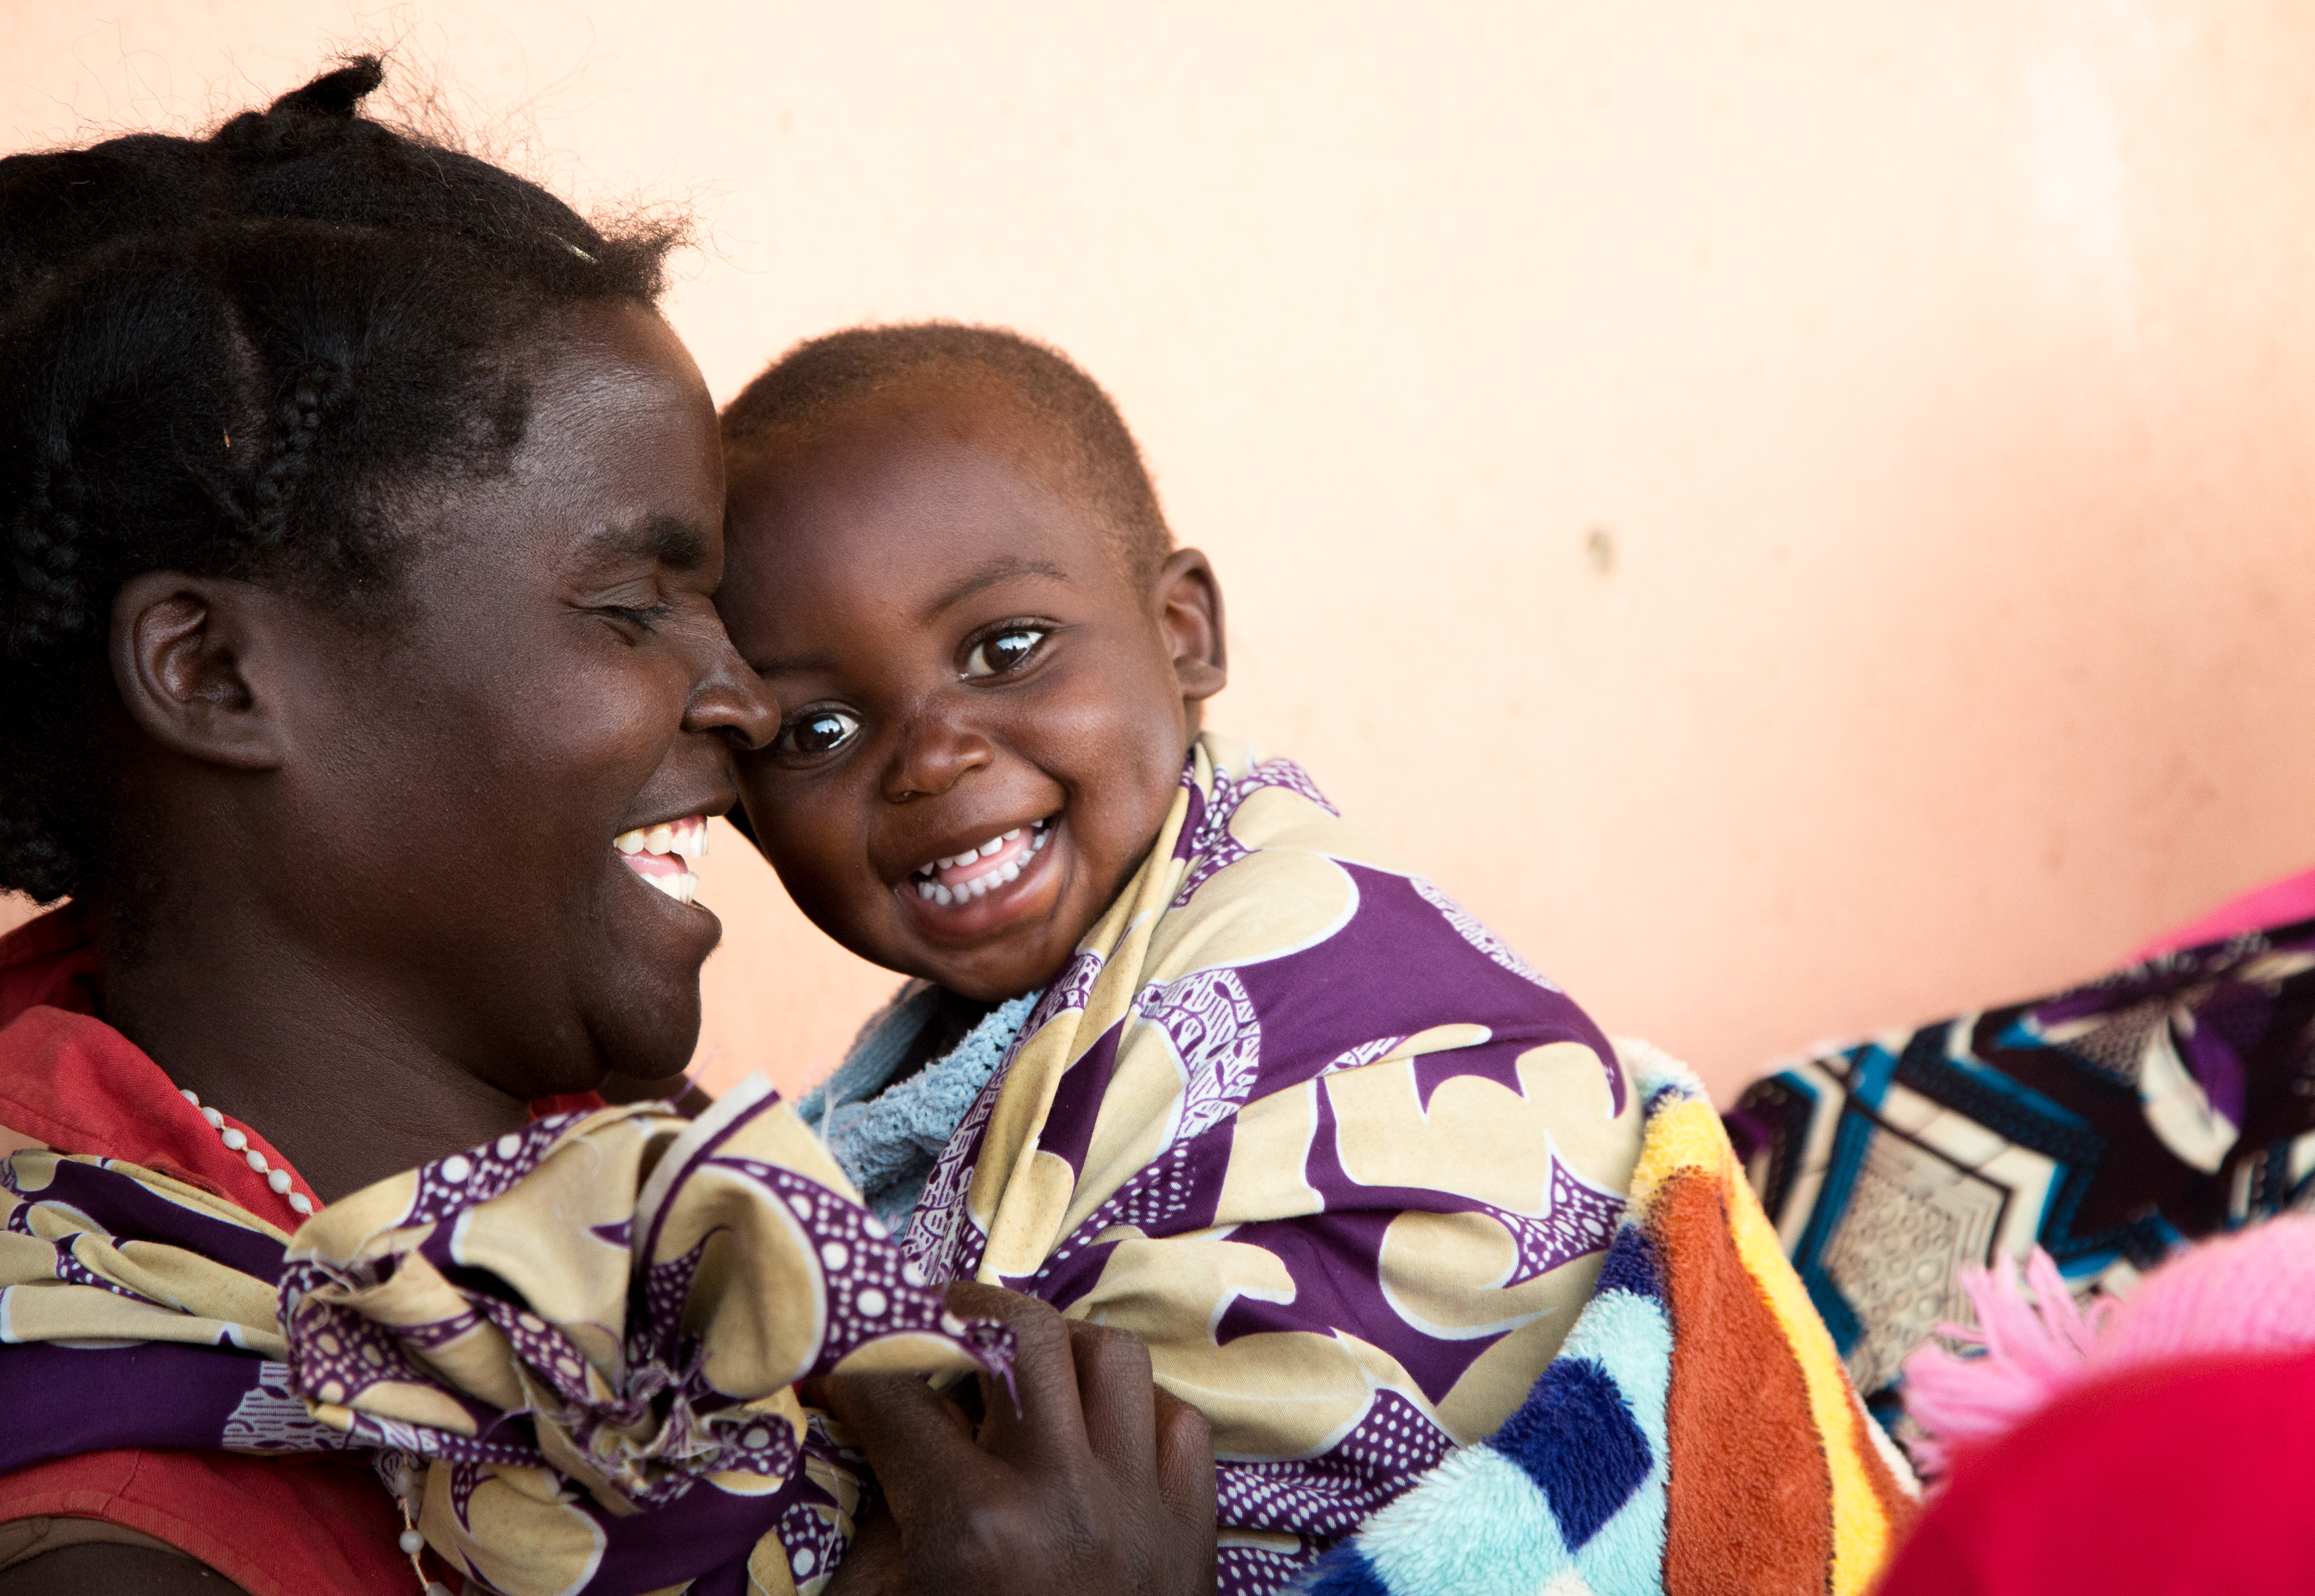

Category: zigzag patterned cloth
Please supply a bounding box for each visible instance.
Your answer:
[1729,918,2315,1425]
[1298,1044,1918,1596]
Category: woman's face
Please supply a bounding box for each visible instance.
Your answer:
[263,304,775,1099]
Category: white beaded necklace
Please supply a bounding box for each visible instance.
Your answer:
[177,1089,442,1590]
[175,1086,314,1219]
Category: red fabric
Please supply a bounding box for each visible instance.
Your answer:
[0,908,406,1593]
[0,1450,408,1596]
[1875,1352,2315,1595]
[0,902,100,1029]
[0,1005,322,1220]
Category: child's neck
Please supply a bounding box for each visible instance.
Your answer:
[890,986,1001,1089]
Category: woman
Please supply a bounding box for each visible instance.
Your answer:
[0,61,1209,1595]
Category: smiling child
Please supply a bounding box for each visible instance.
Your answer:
[718,325,1853,1593]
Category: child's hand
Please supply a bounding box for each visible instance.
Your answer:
[815,1282,1216,1595]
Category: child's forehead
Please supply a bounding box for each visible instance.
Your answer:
[732,386,1115,562]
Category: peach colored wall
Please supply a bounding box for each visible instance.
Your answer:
[7,1,2315,1100]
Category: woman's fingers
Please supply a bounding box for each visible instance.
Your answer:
[944,1281,1090,1466]
[1152,1386,1218,1547]
[1066,1316,1159,1489]
[827,1282,1218,1594]
[819,1505,907,1596]
[810,1372,989,1531]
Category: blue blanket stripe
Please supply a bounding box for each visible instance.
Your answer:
[1296,1224,1674,1596]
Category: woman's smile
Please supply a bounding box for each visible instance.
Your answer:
[614,814,711,906]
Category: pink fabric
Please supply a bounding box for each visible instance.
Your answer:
[2133,863,2315,960]
[1903,1218,2315,1474]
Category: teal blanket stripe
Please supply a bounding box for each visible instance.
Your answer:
[1295,1218,1675,1596]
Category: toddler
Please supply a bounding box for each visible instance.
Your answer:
[716,325,1644,1593]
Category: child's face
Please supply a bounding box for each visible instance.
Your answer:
[719,396,1224,1001]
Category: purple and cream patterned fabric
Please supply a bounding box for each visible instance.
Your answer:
[0,1077,1011,1595]
[904,734,1646,1593]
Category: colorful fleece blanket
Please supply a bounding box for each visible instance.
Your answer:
[1298,1044,1919,1595]
[1730,915,2315,1424]
[885,734,1904,1592]
[0,1077,1009,1596]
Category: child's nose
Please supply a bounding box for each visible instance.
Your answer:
[882,716,993,802]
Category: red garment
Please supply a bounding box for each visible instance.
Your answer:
[1875,1353,2315,1594]
[0,907,405,1594]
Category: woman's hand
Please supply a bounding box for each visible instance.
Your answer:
[815,1282,1216,1595]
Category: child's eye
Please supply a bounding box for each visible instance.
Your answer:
[962,627,1049,679]
[775,708,862,758]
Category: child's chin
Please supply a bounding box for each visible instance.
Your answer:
[919,935,1070,1004]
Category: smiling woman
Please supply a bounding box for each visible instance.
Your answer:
[0,58,1211,1596]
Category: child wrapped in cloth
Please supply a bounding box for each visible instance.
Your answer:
[715,325,1917,1593]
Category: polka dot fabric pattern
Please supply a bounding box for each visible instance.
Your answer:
[0,1079,1013,1595]
[901,735,1653,1591]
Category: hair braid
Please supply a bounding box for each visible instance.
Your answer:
[6,460,93,655]
[249,357,353,548]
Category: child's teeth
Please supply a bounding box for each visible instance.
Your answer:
[916,880,937,900]
[978,837,1003,858]
[1003,828,1021,841]
[933,884,954,906]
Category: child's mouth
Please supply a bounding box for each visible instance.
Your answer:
[613,815,708,906]
[907,818,1053,908]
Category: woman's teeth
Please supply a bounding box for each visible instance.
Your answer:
[614,815,708,905]
[912,821,1050,907]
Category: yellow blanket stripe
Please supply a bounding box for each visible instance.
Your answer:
[1721,1154,1898,1593]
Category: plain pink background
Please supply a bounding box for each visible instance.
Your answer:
[7,1,2314,1099]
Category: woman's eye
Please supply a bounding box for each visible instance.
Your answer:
[962,627,1048,679]
[598,603,670,635]
[776,709,862,757]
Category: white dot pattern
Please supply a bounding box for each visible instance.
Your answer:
[1215,1390,1453,1548]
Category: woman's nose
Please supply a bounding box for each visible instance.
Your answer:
[684,628,781,751]
[882,711,993,802]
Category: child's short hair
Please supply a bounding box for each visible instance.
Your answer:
[720,323,1173,585]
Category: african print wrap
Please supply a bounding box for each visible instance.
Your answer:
[1730,916,2315,1428]
[900,734,1648,1593]
[1300,1044,1919,1596]
[0,1076,1011,1595]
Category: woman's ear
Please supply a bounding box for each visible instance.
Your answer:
[1155,548,1227,706]
[108,572,293,771]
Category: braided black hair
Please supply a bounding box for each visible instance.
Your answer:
[0,58,681,902]
[720,322,1174,587]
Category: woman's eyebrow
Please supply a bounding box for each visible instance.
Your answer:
[579,514,711,572]
[918,555,1068,622]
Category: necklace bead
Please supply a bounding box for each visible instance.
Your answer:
[177,1087,312,1221]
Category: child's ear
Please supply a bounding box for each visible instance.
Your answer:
[108,571,295,772]
[1155,548,1226,706]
